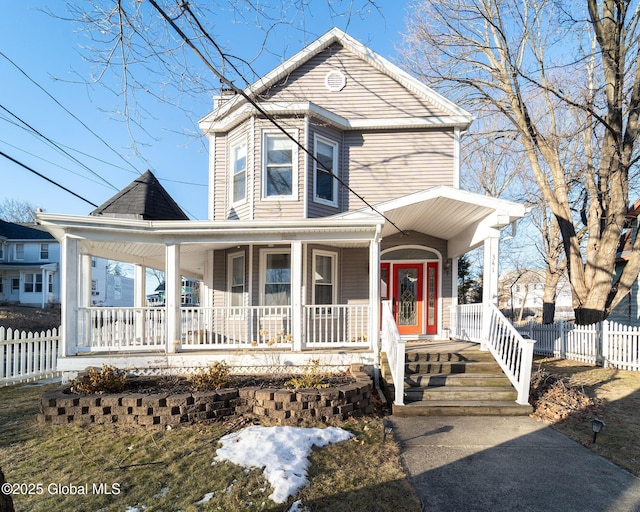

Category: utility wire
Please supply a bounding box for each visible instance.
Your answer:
[0,51,143,178]
[150,0,406,235]
[0,103,119,191]
[0,150,99,207]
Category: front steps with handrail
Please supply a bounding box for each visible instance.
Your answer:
[381,340,533,416]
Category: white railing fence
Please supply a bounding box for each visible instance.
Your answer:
[516,319,640,371]
[303,304,370,347]
[451,303,535,405]
[485,304,535,404]
[78,307,166,352]
[181,306,292,349]
[1,326,60,386]
[380,300,405,406]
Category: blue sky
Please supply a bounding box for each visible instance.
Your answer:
[0,1,409,220]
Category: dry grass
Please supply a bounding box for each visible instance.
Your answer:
[533,357,640,477]
[0,306,60,332]
[0,383,420,512]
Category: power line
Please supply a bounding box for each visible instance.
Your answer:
[0,150,99,207]
[150,0,407,235]
[0,103,119,191]
[0,51,143,178]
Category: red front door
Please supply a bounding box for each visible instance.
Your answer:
[393,263,423,335]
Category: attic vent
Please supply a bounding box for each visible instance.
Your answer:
[325,70,346,92]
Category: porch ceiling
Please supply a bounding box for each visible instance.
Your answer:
[341,186,527,257]
[37,214,381,279]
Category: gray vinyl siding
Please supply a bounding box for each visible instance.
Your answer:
[264,43,450,120]
[213,135,227,221]
[343,129,455,211]
[307,123,343,218]
[340,248,370,303]
[252,118,306,220]
[212,249,227,307]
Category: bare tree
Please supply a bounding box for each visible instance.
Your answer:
[56,1,382,153]
[0,198,38,223]
[402,0,640,324]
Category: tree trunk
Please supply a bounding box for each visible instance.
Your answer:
[574,307,606,326]
[542,264,562,324]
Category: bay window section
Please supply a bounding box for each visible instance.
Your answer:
[262,251,291,306]
[231,141,247,204]
[314,136,338,207]
[263,133,295,198]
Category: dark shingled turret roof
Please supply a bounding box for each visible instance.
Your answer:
[90,170,189,220]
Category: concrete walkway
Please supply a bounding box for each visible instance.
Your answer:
[390,415,640,512]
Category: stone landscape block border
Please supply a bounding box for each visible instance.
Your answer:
[38,365,373,427]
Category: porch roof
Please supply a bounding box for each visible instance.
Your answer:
[36,214,383,280]
[340,186,527,258]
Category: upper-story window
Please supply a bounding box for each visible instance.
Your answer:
[263,132,296,200]
[40,243,49,260]
[230,140,247,205]
[15,243,24,260]
[314,136,339,207]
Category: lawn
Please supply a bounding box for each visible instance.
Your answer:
[0,382,420,512]
[533,357,640,478]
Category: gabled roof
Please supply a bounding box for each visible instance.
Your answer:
[199,27,473,131]
[91,170,189,221]
[0,219,55,241]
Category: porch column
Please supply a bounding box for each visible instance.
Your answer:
[79,254,92,308]
[291,241,303,351]
[60,236,79,356]
[134,264,146,307]
[41,267,47,309]
[369,232,381,353]
[201,251,214,309]
[134,264,146,344]
[482,233,500,346]
[165,244,181,353]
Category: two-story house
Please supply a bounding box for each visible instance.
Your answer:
[38,28,526,377]
[0,219,59,308]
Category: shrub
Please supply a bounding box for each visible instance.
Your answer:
[70,365,128,394]
[189,361,233,391]
[285,359,329,389]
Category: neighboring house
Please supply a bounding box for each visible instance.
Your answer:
[38,28,526,375]
[0,219,59,307]
[499,269,573,322]
[90,258,134,307]
[147,278,200,306]
[611,198,640,324]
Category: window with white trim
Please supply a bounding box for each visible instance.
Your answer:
[261,250,291,306]
[313,251,337,305]
[15,243,24,260]
[24,273,42,293]
[228,253,245,307]
[48,274,53,293]
[263,133,296,199]
[0,243,4,260]
[230,140,247,204]
[11,278,19,293]
[40,243,49,260]
[314,136,338,207]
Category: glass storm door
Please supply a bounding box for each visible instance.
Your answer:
[426,262,438,335]
[393,264,423,335]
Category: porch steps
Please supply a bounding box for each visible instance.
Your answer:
[382,341,532,417]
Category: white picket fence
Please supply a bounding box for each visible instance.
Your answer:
[1,326,61,385]
[515,320,640,371]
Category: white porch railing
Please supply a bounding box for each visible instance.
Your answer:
[303,304,370,347]
[181,306,292,349]
[1,326,60,385]
[452,303,535,405]
[77,307,166,352]
[380,300,405,406]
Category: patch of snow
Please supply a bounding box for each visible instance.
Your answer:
[153,487,169,499]
[214,425,353,504]
[194,492,215,505]
[288,499,309,512]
